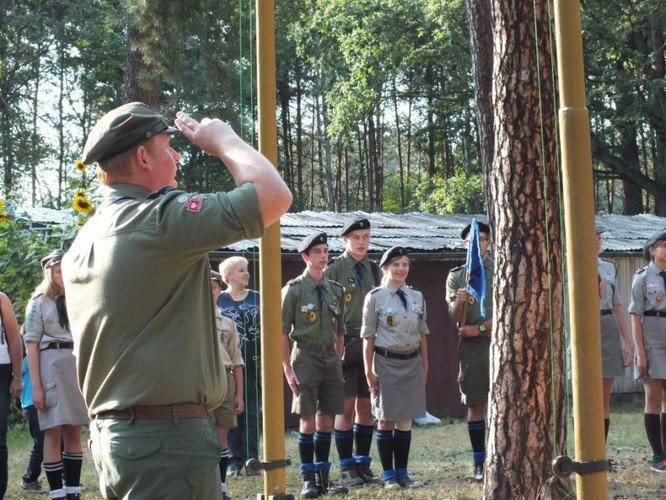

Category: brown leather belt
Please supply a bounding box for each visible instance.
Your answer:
[295,341,336,353]
[95,403,208,421]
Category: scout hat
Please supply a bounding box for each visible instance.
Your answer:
[298,232,328,254]
[341,216,370,237]
[210,271,223,285]
[379,246,409,267]
[643,228,666,260]
[82,102,177,165]
[41,249,64,270]
[461,221,491,240]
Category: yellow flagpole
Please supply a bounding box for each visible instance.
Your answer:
[256,1,291,498]
[553,1,607,498]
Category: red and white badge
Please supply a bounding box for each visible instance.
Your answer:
[657,295,664,303]
[186,196,203,213]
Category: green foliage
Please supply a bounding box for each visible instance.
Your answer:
[412,171,485,214]
[0,218,73,323]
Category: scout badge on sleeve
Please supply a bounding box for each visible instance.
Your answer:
[465,218,487,317]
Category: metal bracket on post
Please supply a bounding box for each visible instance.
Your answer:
[245,457,292,474]
[552,455,608,478]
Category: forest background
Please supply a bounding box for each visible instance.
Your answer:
[0,0,665,312]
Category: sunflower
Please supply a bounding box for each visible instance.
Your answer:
[0,211,9,222]
[74,188,88,199]
[72,197,94,215]
[74,159,86,173]
[0,199,5,211]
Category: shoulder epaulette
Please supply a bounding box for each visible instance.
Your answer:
[220,310,234,320]
[450,264,465,272]
[328,279,344,289]
[635,266,647,275]
[30,291,43,300]
[369,286,382,295]
[408,285,422,292]
[287,277,302,286]
[147,186,177,199]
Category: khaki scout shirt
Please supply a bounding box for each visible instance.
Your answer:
[628,261,666,315]
[24,294,73,348]
[598,258,621,310]
[325,251,378,331]
[361,284,429,353]
[281,270,346,345]
[445,257,494,325]
[216,310,244,369]
[62,183,263,416]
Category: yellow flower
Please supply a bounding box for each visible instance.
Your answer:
[72,197,94,215]
[74,159,86,173]
[74,188,88,199]
[0,211,9,222]
[0,199,5,211]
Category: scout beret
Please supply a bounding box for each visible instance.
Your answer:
[210,271,223,284]
[82,102,177,165]
[41,249,64,270]
[595,223,607,234]
[461,221,491,240]
[298,232,328,253]
[643,228,666,260]
[341,216,371,236]
[379,246,409,267]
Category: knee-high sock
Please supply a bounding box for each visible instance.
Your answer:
[299,432,315,465]
[62,451,83,487]
[354,423,374,458]
[393,429,411,472]
[604,418,610,443]
[644,413,664,459]
[314,431,332,463]
[219,448,231,483]
[334,428,353,462]
[661,413,666,457]
[44,461,64,496]
[376,430,394,472]
[468,420,486,465]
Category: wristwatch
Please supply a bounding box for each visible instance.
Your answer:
[478,323,487,335]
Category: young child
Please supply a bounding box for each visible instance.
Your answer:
[628,228,666,472]
[211,271,245,499]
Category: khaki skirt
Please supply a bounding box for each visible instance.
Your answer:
[372,353,425,422]
[600,313,625,378]
[635,316,666,380]
[38,348,89,430]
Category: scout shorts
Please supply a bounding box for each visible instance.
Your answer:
[458,336,490,406]
[213,369,238,429]
[290,347,344,416]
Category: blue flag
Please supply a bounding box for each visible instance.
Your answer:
[465,218,486,318]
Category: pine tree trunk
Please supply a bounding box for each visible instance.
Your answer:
[124,24,159,106]
[484,1,570,498]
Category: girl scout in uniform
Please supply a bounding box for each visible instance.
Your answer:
[595,225,632,443]
[629,228,666,472]
[25,250,89,500]
[361,246,428,490]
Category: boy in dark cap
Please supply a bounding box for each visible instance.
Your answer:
[282,232,349,498]
[445,220,493,482]
[62,102,291,499]
[325,216,381,487]
[628,228,666,472]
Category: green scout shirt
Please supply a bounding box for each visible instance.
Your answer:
[62,182,263,416]
[445,257,494,326]
[325,251,378,331]
[281,270,346,345]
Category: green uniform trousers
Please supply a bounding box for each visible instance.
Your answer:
[90,416,222,499]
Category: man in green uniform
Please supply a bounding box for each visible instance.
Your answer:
[445,221,493,482]
[282,232,348,498]
[62,102,291,499]
[325,217,381,487]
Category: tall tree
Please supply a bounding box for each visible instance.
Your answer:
[484,0,570,497]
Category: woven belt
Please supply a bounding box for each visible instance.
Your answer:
[95,404,208,421]
[295,341,336,353]
[600,309,612,316]
[644,311,666,318]
[374,346,420,360]
[42,342,74,350]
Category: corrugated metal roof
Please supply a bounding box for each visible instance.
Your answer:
[224,212,666,254]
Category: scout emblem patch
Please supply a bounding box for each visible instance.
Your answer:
[186,196,203,212]
[467,295,476,305]
[345,292,352,303]
[308,311,317,323]
[387,314,397,326]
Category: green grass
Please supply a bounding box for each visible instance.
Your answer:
[5,397,665,499]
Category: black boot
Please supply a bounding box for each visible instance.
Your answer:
[301,471,320,499]
[340,466,364,488]
[317,469,349,496]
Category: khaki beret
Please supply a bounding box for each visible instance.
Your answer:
[341,216,370,236]
[41,249,64,270]
[82,102,177,165]
[298,232,328,253]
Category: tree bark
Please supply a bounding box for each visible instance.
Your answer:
[123,24,159,106]
[484,1,570,498]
